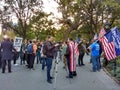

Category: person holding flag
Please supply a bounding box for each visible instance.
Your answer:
[65,38,77,78]
[98,21,120,76]
[100,26,120,61]
[88,34,101,72]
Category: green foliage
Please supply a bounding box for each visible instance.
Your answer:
[1,0,120,41]
[106,63,113,70]
[116,73,120,79]
[117,57,120,66]
[27,11,56,40]
[116,67,120,73]
[110,70,114,75]
[1,0,43,39]
[110,67,120,79]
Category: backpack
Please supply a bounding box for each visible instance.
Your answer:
[42,43,47,55]
[27,44,33,54]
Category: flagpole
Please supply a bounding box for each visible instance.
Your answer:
[113,58,117,77]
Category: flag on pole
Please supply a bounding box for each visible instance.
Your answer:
[93,33,98,40]
[98,28,106,41]
[76,37,80,43]
[101,30,116,61]
[111,27,120,56]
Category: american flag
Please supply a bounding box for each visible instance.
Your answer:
[74,42,79,55]
[98,28,106,41]
[101,30,116,60]
[93,33,98,40]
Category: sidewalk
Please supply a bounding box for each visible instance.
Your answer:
[0,55,120,90]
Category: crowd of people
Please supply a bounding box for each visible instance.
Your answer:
[0,35,103,84]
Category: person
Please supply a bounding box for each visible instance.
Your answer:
[102,21,111,66]
[20,40,27,65]
[32,40,37,69]
[61,41,67,69]
[65,38,77,78]
[78,40,87,66]
[36,42,41,64]
[0,35,16,73]
[43,36,59,84]
[96,40,102,69]
[11,39,18,66]
[40,41,46,70]
[88,39,101,72]
[26,40,33,69]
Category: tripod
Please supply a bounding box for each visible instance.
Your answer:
[52,51,60,90]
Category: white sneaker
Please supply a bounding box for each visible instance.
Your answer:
[14,64,18,66]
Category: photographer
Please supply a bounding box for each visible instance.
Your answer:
[43,36,59,84]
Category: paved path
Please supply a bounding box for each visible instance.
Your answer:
[0,55,120,90]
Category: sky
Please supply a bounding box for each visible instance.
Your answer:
[0,0,62,26]
[43,0,62,18]
[11,0,62,23]
[0,0,62,34]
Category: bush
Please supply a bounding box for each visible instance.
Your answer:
[110,67,120,77]
[116,73,120,79]
[116,67,120,73]
[117,57,120,66]
[110,70,114,75]
[106,63,113,70]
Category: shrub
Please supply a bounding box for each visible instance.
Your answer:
[116,73,120,80]
[116,67,120,73]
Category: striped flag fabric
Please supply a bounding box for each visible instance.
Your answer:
[74,42,79,55]
[98,28,106,41]
[101,29,116,60]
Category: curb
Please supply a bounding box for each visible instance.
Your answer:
[103,67,120,84]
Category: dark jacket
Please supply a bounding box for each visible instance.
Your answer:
[0,39,16,60]
[78,43,85,54]
[45,41,55,58]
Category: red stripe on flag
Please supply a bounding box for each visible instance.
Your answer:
[74,43,79,55]
[99,28,106,41]
[101,37,116,60]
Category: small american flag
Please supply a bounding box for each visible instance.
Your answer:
[99,28,106,41]
[93,33,98,40]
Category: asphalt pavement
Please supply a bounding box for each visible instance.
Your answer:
[0,55,120,90]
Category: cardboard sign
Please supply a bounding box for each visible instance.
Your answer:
[14,37,23,52]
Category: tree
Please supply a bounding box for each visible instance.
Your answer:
[54,0,90,41]
[1,0,43,39]
[28,11,56,40]
[55,0,120,41]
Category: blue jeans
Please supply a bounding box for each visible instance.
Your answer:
[91,56,101,72]
[36,51,41,64]
[46,57,53,81]
[41,57,46,70]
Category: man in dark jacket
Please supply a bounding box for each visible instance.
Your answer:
[0,35,16,73]
[43,36,59,84]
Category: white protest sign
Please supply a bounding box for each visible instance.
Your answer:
[13,37,23,52]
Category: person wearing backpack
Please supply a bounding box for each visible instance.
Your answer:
[27,40,33,69]
[43,36,59,84]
